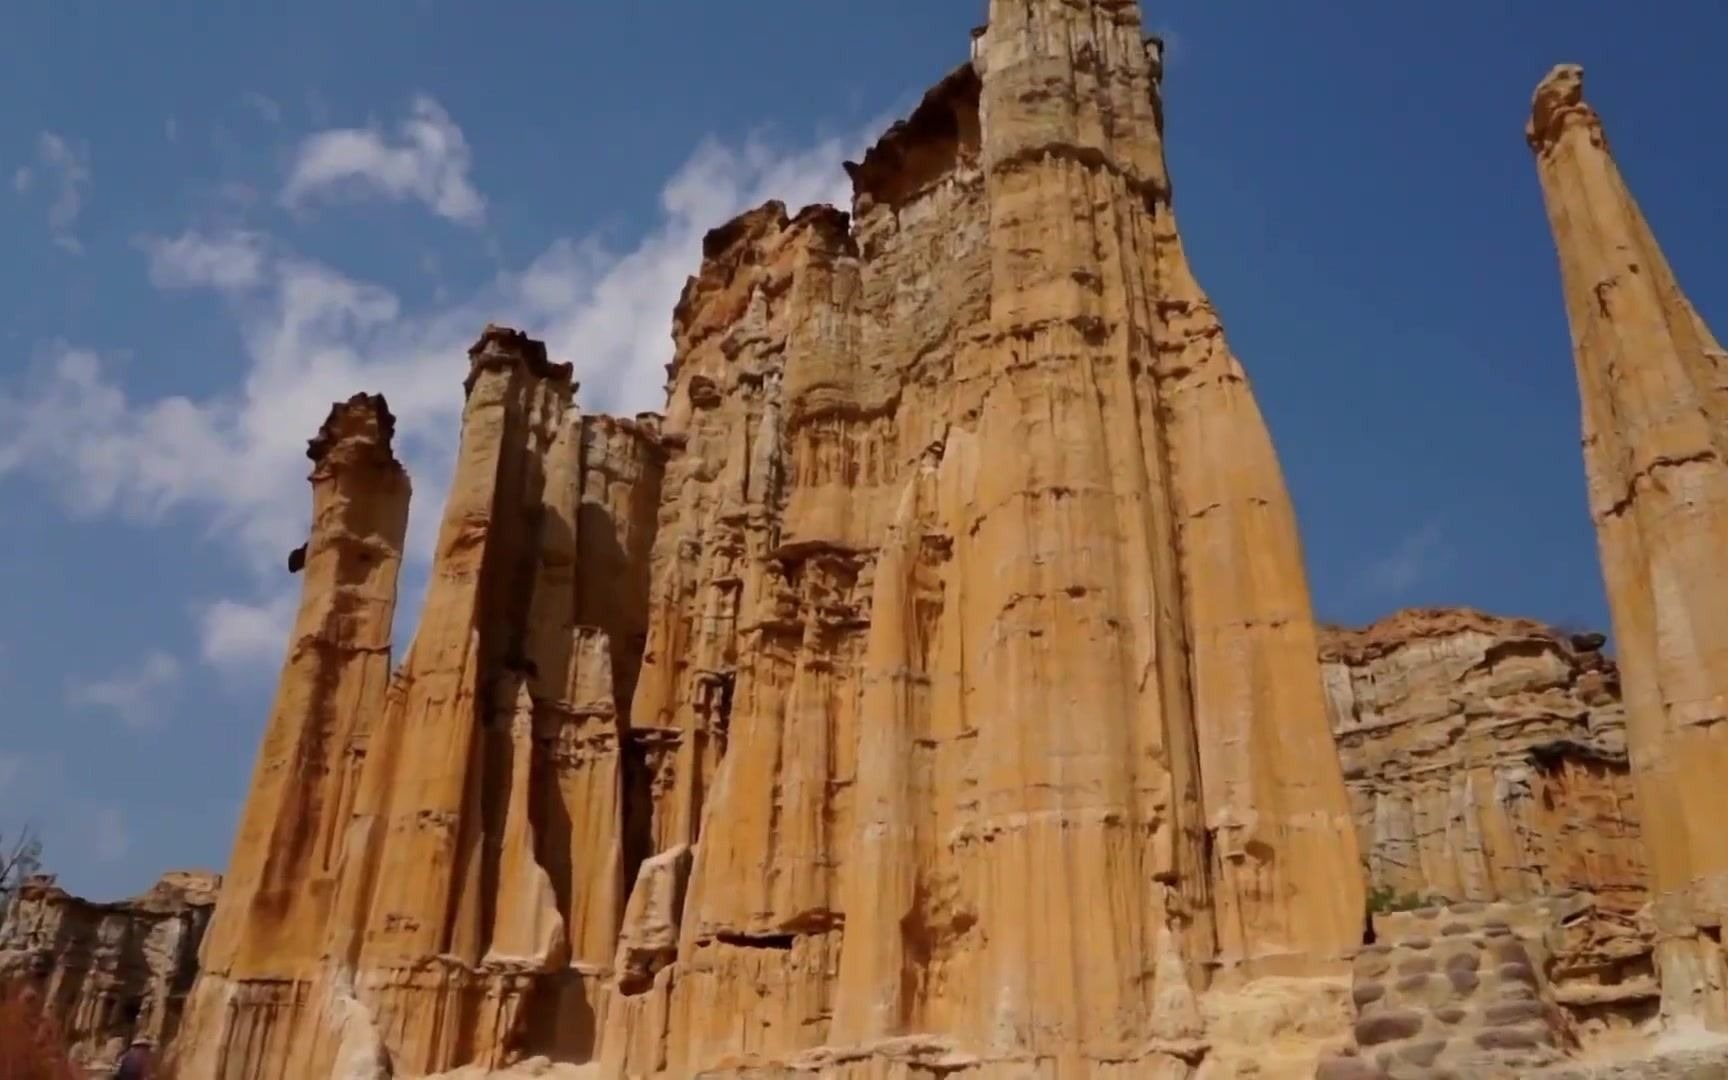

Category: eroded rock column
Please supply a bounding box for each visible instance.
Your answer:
[1529,63,1728,1030]
[172,394,409,1079]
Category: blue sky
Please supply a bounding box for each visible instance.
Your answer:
[2,2,1725,900]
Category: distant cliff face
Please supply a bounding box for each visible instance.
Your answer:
[0,870,218,1069]
[1320,608,1645,913]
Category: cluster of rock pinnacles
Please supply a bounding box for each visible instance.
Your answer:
[4,2,1725,1077]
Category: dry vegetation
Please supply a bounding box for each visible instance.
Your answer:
[0,983,79,1080]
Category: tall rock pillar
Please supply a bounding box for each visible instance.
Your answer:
[172,394,410,1077]
[969,0,1363,985]
[1528,63,1728,1030]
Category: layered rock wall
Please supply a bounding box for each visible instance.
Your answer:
[0,870,218,1070]
[1322,609,1645,913]
[1529,64,1728,1030]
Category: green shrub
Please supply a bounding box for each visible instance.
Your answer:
[1365,885,1433,914]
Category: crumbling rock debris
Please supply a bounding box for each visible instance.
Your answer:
[1529,62,1728,1032]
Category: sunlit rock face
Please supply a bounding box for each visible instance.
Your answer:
[1530,62,1728,1032]
[170,2,1366,1076]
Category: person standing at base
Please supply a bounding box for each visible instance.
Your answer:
[115,1036,153,1079]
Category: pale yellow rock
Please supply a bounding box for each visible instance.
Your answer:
[1321,608,1646,913]
[0,870,218,1070]
[1529,63,1728,1032]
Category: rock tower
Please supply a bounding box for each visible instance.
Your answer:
[1528,64,1728,1032]
[173,2,1365,1075]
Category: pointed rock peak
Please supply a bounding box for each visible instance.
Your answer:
[305,392,398,465]
[1527,63,1595,152]
[464,323,575,397]
[701,201,790,261]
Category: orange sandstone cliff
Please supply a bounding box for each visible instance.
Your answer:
[1529,63,1728,1033]
[171,2,1364,1077]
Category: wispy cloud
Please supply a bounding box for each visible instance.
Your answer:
[199,594,294,672]
[1358,521,1450,597]
[1,108,877,673]
[242,92,283,125]
[66,650,181,730]
[15,133,91,253]
[140,229,269,293]
[282,95,484,226]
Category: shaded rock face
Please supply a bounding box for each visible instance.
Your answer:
[1321,608,1646,914]
[171,2,1362,1077]
[1529,63,1728,1030]
[0,870,218,1069]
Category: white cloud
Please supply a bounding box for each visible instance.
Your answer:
[142,229,269,292]
[3,120,877,671]
[1359,521,1450,596]
[200,593,295,672]
[29,133,91,253]
[282,95,485,226]
[242,92,283,125]
[66,650,181,730]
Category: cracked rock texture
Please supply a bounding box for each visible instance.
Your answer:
[1321,608,1646,913]
[168,1,1363,1076]
[0,870,218,1070]
[1529,63,1728,1031]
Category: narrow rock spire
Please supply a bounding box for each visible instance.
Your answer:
[1529,62,1728,1031]
[171,393,410,1075]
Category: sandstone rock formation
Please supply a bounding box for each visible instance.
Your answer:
[1529,63,1728,1031]
[172,2,1366,1076]
[0,870,218,1069]
[1322,609,1645,914]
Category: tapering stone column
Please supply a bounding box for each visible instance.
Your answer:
[1529,63,1728,1031]
[172,394,409,1078]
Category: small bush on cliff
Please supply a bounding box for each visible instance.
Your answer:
[0,824,42,923]
[1366,885,1432,914]
[0,983,79,1080]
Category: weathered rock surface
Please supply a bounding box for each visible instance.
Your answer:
[172,333,668,1078]
[0,870,218,1069]
[1322,608,1645,912]
[172,2,1363,1076]
[1529,63,1728,1030]
[1329,895,1595,1078]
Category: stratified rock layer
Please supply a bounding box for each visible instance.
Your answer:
[0,871,219,1070]
[1322,609,1645,913]
[1529,64,1728,1030]
[175,2,1362,1076]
